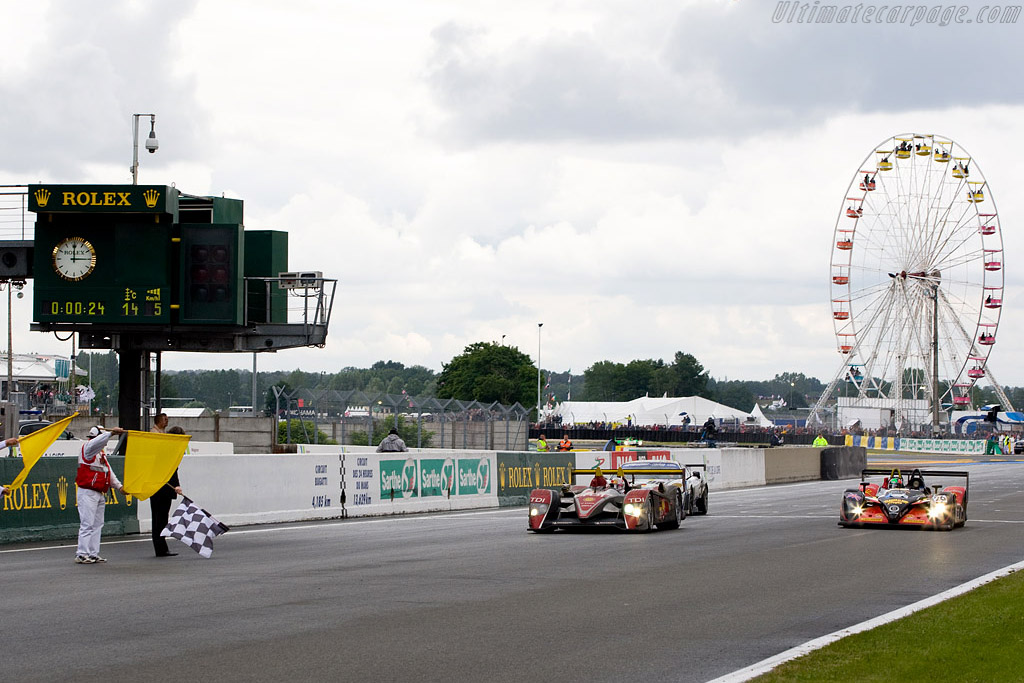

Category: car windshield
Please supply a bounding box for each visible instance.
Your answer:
[18,422,73,439]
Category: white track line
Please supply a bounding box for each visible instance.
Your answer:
[706,558,1024,683]
[0,507,523,555]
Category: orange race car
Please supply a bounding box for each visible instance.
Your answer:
[839,467,968,531]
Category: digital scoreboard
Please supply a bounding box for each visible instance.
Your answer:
[29,184,253,328]
[30,184,176,325]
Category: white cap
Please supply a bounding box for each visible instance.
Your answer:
[88,426,101,438]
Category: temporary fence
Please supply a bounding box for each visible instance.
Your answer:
[275,388,531,450]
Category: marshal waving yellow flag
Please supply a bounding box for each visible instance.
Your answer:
[121,431,191,500]
[6,412,78,490]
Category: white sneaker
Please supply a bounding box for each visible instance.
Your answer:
[90,555,107,563]
[74,555,97,564]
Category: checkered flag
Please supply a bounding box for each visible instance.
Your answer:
[160,497,229,558]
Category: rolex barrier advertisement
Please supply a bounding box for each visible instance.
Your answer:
[497,452,577,506]
[1,456,139,544]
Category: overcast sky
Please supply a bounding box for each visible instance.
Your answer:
[2,0,1023,389]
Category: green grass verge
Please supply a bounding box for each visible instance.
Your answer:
[753,569,1024,682]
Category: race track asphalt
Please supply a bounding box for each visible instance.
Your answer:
[2,459,1022,682]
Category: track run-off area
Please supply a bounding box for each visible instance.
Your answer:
[3,455,1022,682]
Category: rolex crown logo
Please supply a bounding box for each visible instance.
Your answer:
[34,188,51,207]
[143,188,160,208]
[58,476,69,510]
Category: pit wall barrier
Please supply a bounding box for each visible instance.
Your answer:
[762,446,824,484]
[568,447,835,490]
[3,445,854,544]
[135,446,499,532]
[820,446,868,480]
[29,439,233,458]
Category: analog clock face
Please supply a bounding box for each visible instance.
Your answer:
[52,237,97,281]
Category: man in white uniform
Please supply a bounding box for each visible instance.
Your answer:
[75,426,125,564]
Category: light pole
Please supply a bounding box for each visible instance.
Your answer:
[4,280,24,402]
[131,113,159,184]
[536,323,543,418]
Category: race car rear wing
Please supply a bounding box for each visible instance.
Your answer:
[573,466,686,478]
[858,468,968,493]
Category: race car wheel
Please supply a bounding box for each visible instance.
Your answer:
[695,486,709,515]
[656,492,683,530]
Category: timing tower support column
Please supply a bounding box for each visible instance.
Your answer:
[117,348,145,431]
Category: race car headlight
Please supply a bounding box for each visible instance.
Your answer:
[624,503,643,517]
[850,504,863,517]
[529,504,549,517]
[928,502,948,519]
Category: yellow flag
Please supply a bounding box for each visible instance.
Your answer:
[121,431,191,501]
[7,413,78,491]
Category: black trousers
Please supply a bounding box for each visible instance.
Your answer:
[150,494,173,555]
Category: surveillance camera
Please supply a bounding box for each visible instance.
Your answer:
[145,131,159,153]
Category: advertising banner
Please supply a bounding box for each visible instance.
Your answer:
[419,457,455,498]
[1,456,138,544]
[456,457,492,496]
[900,438,984,455]
[379,457,419,500]
[496,452,576,506]
[345,451,498,517]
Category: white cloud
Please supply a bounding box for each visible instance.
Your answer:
[4,0,1024,394]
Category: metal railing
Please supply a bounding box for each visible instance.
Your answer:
[0,186,33,240]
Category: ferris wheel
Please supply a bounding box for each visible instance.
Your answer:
[814,133,1010,431]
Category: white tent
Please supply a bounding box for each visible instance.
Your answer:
[750,403,775,428]
[550,396,755,427]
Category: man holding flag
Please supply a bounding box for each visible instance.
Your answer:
[118,424,192,555]
[0,436,21,498]
[75,425,126,564]
[150,418,184,557]
[118,425,226,559]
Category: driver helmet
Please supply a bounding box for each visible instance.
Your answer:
[888,475,903,488]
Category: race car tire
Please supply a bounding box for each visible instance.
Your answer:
[694,486,709,515]
[657,492,683,530]
[645,498,655,532]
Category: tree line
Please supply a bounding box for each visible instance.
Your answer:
[75,346,1024,415]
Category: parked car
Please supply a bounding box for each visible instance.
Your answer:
[17,420,75,440]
